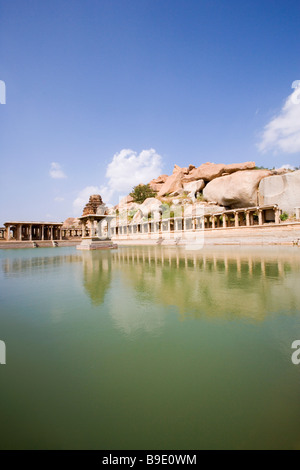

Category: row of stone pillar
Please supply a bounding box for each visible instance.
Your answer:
[62,229,83,238]
[80,219,112,238]
[111,207,281,237]
[4,224,63,241]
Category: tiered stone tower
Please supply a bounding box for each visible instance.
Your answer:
[82,195,103,216]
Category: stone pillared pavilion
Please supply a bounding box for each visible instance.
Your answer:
[76,195,117,251]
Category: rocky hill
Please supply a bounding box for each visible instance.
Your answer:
[112,161,299,224]
[65,161,300,227]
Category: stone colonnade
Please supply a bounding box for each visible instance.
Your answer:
[61,228,83,239]
[4,222,63,241]
[80,215,112,239]
[111,205,281,239]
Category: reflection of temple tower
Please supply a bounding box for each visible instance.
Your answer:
[82,251,112,305]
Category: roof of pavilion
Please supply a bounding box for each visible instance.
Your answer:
[4,221,63,226]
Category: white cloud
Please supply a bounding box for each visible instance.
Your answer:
[258,84,300,154]
[49,162,67,179]
[72,149,163,215]
[106,148,162,194]
[54,196,64,202]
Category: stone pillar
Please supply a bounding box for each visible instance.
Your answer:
[41,225,44,241]
[222,214,227,228]
[234,212,239,228]
[97,220,103,238]
[81,223,86,238]
[17,224,23,241]
[246,211,250,227]
[89,219,95,237]
[211,216,215,230]
[6,225,11,241]
[50,226,53,240]
[107,219,111,239]
[275,208,281,225]
[258,210,263,226]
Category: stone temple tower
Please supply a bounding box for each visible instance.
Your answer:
[82,195,103,216]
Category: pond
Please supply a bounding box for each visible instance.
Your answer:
[0,245,300,449]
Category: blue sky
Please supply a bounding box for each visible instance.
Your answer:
[0,0,300,223]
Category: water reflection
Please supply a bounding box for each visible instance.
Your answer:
[1,252,82,277]
[1,246,300,326]
[108,246,300,322]
[81,251,112,306]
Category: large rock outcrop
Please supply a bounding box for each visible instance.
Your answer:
[62,217,81,228]
[183,180,205,201]
[139,197,163,216]
[258,170,300,214]
[117,195,134,207]
[132,197,163,223]
[157,161,256,195]
[203,170,271,208]
[149,174,169,192]
[157,168,186,197]
[182,161,256,183]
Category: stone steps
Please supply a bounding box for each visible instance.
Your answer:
[0,240,79,249]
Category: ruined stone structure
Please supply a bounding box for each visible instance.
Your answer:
[3,222,64,241]
[110,205,281,241]
[77,196,117,250]
[82,195,104,216]
[61,228,83,239]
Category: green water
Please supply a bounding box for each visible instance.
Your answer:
[0,245,300,450]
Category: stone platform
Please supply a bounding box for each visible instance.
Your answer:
[76,237,117,251]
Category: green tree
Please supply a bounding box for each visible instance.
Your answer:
[129,184,156,204]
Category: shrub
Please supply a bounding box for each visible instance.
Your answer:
[129,184,156,204]
[280,212,289,221]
